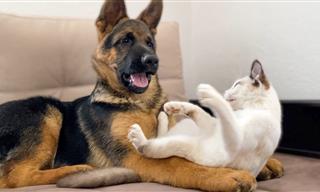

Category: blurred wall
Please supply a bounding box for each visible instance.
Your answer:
[1,1,320,100]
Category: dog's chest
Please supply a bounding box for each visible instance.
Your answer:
[111,111,158,141]
[87,110,158,167]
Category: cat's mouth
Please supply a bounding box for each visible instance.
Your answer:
[226,98,236,102]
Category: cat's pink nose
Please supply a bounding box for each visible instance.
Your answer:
[224,92,235,102]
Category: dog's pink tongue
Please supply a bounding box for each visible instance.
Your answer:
[130,73,148,88]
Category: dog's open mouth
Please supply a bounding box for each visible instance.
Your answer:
[122,72,152,94]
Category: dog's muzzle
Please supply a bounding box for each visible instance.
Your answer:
[121,53,159,94]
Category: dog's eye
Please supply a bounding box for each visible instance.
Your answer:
[121,37,132,45]
[147,41,154,49]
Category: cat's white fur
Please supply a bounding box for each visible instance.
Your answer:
[128,61,281,176]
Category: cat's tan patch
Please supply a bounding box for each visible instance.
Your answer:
[255,73,270,90]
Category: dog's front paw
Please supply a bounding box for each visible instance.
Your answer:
[128,124,148,153]
[227,170,257,192]
[201,170,256,192]
[257,158,284,181]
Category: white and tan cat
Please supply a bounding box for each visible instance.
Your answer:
[128,60,282,176]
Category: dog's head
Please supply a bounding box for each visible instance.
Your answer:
[93,0,163,94]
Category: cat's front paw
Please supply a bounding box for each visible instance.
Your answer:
[164,101,198,116]
[164,101,187,115]
[197,84,220,99]
[197,84,223,107]
[128,124,148,153]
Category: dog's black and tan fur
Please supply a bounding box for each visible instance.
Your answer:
[0,0,283,191]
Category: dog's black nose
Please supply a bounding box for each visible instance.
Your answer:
[141,55,159,67]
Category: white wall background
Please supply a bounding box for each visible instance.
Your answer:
[1,1,320,100]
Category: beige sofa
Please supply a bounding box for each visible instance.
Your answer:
[0,13,186,103]
[1,13,319,192]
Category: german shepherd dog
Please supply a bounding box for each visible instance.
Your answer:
[0,0,283,191]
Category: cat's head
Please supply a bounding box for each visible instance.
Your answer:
[224,60,271,110]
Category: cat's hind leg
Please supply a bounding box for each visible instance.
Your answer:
[157,112,169,137]
[128,124,196,160]
[128,124,149,153]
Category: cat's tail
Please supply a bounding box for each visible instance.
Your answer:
[57,167,141,188]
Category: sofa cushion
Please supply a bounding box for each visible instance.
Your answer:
[0,13,185,103]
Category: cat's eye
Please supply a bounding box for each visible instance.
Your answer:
[234,82,241,87]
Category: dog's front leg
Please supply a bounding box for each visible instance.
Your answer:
[122,153,256,192]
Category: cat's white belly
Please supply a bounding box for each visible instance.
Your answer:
[195,132,232,167]
[166,118,201,137]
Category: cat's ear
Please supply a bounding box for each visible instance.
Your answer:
[250,60,263,80]
[137,0,163,34]
[250,60,270,89]
[96,0,128,41]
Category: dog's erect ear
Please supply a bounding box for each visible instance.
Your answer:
[138,0,163,34]
[96,0,128,41]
